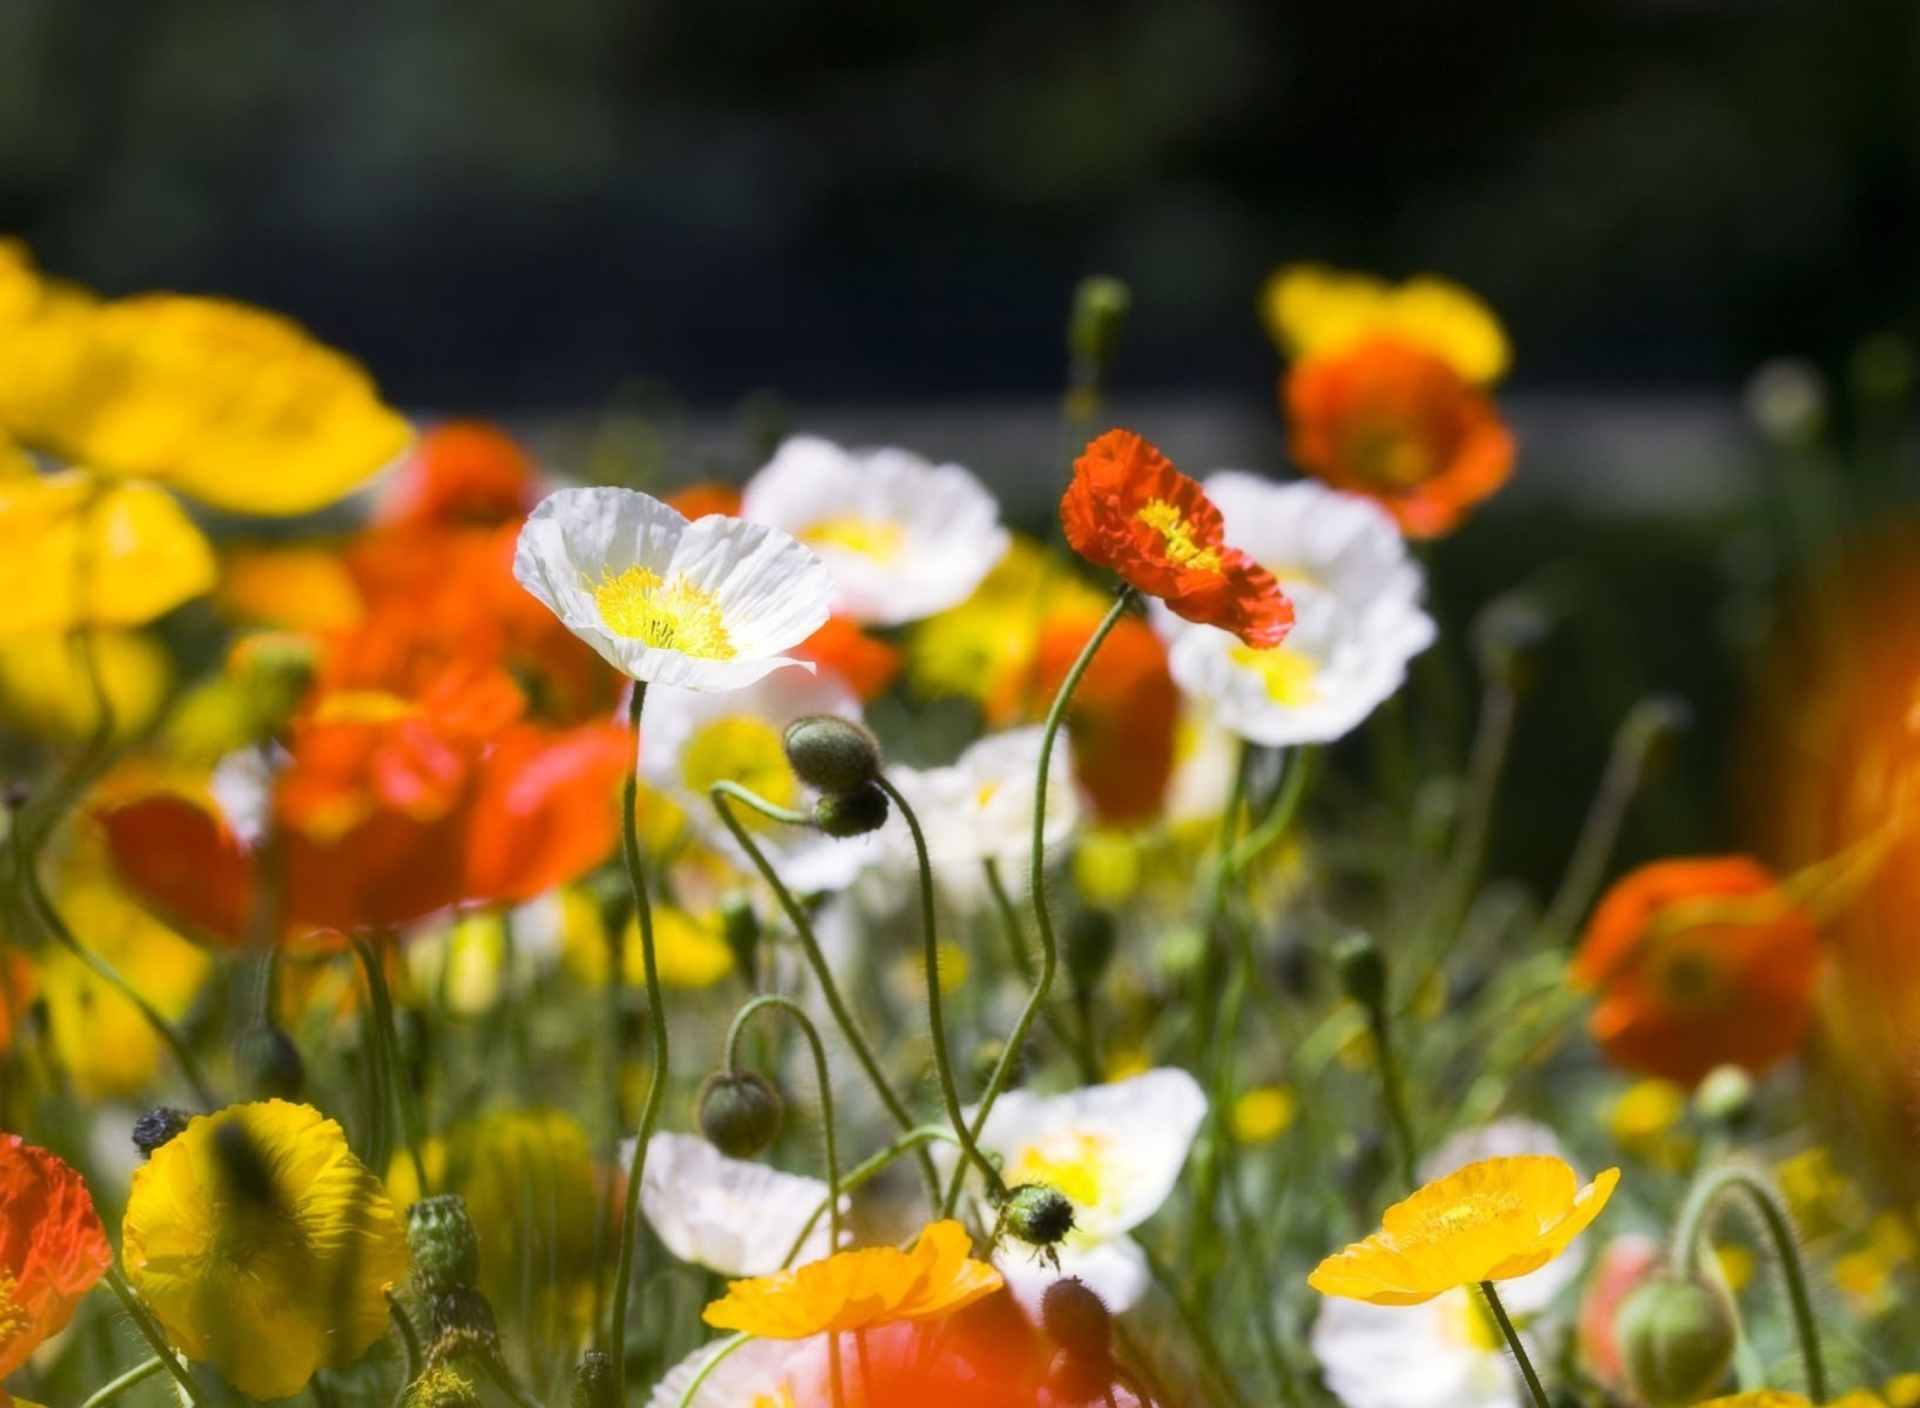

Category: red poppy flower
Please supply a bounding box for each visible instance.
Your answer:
[1061,430,1292,648]
[1572,856,1822,1086]
[376,419,539,529]
[1285,335,1515,538]
[0,1133,112,1378]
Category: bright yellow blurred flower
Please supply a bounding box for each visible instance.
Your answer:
[702,1219,1002,1339]
[122,1100,409,1401]
[1885,1373,1920,1408]
[0,628,171,742]
[563,894,735,991]
[1309,1155,1619,1306]
[1693,1397,1814,1408]
[0,471,216,633]
[1713,1242,1755,1293]
[1231,1085,1297,1145]
[1606,1078,1697,1173]
[1260,264,1511,386]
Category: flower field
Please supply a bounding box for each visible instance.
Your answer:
[0,241,1916,1408]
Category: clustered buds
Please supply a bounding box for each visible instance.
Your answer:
[785,715,891,838]
[1616,1273,1738,1407]
[697,1069,785,1158]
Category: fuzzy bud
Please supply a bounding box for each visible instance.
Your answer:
[571,1352,617,1408]
[132,1107,193,1159]
[697,1070,784,1158]
[232,1025,306,1100]
[409,1194,482,1300]
[1692,1065,1756,1132]
[719,889,761,977]
[1002,1183,1076,1248]
[784,716,883,794]
[1041,1277,1113,1363]
[1617,1275,1739,1408]
[813,782,889,838]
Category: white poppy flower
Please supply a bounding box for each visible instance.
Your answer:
[956,1067,1206,1314]
[882,726,1080,878]
[1155,475,1436,746]
[513,486,835,691]
[632,1132,838,1277]
[740,435,1009,626]
[643,668,883,893]
[647,1334,808,1408]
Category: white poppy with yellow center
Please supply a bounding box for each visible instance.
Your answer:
[1155,474,1435,746]
[882,727,1080,882]
[643,668,881,893]
[957,1067,1206,1314]
[514,486,834,691]
[740,435,1008,626]
[647,1336,807,1408]
[633,1132,840,1278]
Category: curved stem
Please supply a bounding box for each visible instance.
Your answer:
[386,1289,424,1387]
[709,781,940,1203]
[608,682,664,1408]
[942,589,1132,1216]
[981,858,1034,984]
[8,816,217,1108]
[105,1267,211,1408]
[726,994,843,1252]
[1478,1280,1550,1408]
[1673,1163,1828,1403]
[875,775,1003,1199]
[351,935,429,1196]
[78,1353,167,1408]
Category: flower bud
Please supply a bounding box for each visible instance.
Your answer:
[1065,909,1117,992]
[397,1366,482,1408]
[232,1025,306,1100]
[719,889,761,977]
[409,1194,482,1300]
[1068,276,1132,368]
[1332,932,1387,1012]
[1041,1277,1113,1363]
[697,1070,784,1158]
[1693,1065,1756,1132]
[428,1284,501,1365]
[571,1351,617,1408]
[1616,1275,1739,1408]
[132,1107,192,1159]
[1048,1349,1120,1406]
[1472,594,1552,693]
[1002,1183,1076,1248]
[813,782,889,838]
[784,715,883,794]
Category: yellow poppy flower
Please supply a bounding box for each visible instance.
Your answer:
[1260,263,1511,386]
[1308,1155,1620,1306]
[1693,1397,1813,1408]
[122,1100,410,1401]
[702,1219,1003,1339]
[0,628,172,742]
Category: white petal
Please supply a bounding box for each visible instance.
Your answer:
[996,1236,1152,1317]
[1312,1291,1532,1408]
[646,1336,811,1408]
[634,1132,839,1276]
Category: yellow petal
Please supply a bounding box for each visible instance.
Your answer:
[0,470,216,632]
[1261,263,1510,385]
[0,628,172,742]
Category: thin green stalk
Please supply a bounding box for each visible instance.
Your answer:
[105,1267,211,1408]
[1367,997,1420,1192]
[78,1353,168,1408]
[709,781,940,1203]
[944,590,1133,1217]
[386,1290,424,1387]
[1140,1239,1252,1408]
[676,1334,753,1408]
[1673,1163,1828,1403]
[780,1126,963,1267]
[608,682,663,1408]
[981,858,1035,984]
[726,995,843,1250]
[8,817,217,1107]
[352,935,429,1196]
[875,775,1003,1200]
[984,858,1098,1080]
[1478,1280,1551,1408]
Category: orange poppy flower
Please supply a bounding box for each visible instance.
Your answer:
[1030,613,1179,825]
[667,480,745,520]
[1061,429,1292,648]
[374,419,538,529]
[1285,335,1515,538]
[0,1132,113,1378]
[0,949,33,1057]
[702,1219,1002,1339]
[796,615,904,701]
[1572,857,1821,1086]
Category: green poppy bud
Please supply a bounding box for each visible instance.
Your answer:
[784,715,883,794]
[1617,1274,1739,1408]
[697,1069,785,1158]
[1041,1276,1113,1362]
[1002,1182,1077,1248]
[409,1194,482,1300]
[1333,932,1387,1012]
[814,782,890,838]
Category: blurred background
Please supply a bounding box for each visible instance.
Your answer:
[4,0,1916,881]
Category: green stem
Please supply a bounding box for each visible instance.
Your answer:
[984,858,1098,1080]
[875,774,1003,1200]
[725,995,843,1251]
[386,1290,424,1387]
[352,935,429,1196]
[709,781,940,1204]
[105,1267,211,1408]
[981,858,1035,984]
[608,682,664,1408]
[8,816,217,1107]
[944,590,1132,1217]
[1479,1280,1550,1408]
[1368,997,1420,1192]
[78,1353,168,1408]
[780,1126,963,1268]
[1672,1163,1828,1403]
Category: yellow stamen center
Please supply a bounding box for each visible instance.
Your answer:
[593,567,737,659]
[311,689,418,724]
[803,516,904,561]
[681,718,798,830]
[1230,644,1320,705]
[0,1268,29,1346]
[1006,1129,1111,1212]
[1135,500,1224,572]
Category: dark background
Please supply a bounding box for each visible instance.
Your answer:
[2,0,1916,410]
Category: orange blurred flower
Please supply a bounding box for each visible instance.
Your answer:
[0,1133,112,1378]
[1571,857,1821,1087]
[375,419,538,529]
[795,616,903,702]
[1061,429,1292,649]
[667,480,745,520]
[703,1219,1002,1339]
[1030,614,1179,825]
[0,949,33,1058]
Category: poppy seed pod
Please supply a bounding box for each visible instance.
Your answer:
[1002,1182,1077,1248]
[1041,1276,1113,1362]
[1616,1275,1739,1408]
[409,1194,482,1300]
[814,781,890,838]
[697,1070,784,1159]
[783,715,883,794]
